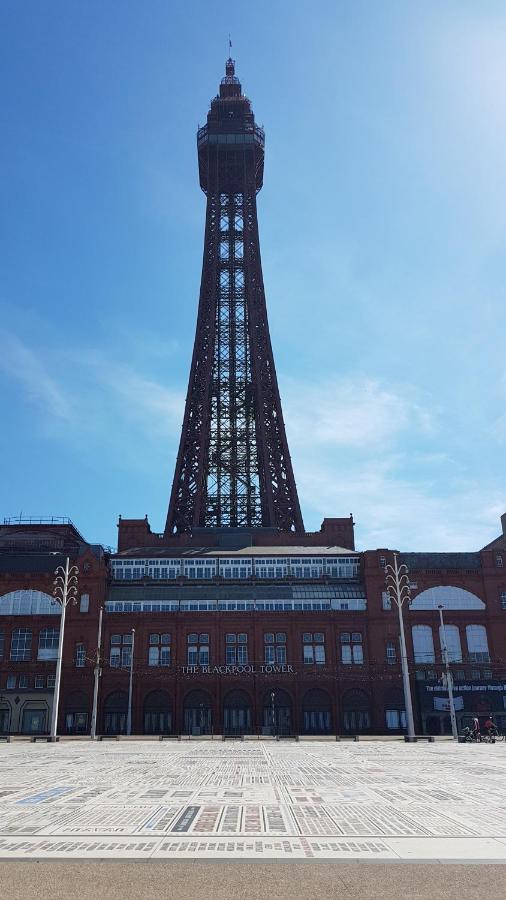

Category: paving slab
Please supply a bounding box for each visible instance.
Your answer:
[0,740,505,861]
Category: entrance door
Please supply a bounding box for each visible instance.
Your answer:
[184,706,212,735]
[144,710,172,734]
[21,709,46,734]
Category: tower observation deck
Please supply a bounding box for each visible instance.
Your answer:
[165,59,304,535]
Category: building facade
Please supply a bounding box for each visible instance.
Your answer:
[1,515,505,737]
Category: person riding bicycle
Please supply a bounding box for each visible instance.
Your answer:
[484,716,498,738]
[471,716,481,741]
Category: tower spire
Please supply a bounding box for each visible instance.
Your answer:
[165,64,304,534]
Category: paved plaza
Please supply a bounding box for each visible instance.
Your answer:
[0,739,505,862]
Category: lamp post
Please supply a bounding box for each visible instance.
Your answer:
[90,606,103,740]
[270,690,276,736]
[437,605,458,740]
[126,628,135,736]
[50,557,79,741]
[385,554,415,740]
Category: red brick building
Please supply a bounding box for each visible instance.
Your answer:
[1,513,505,738]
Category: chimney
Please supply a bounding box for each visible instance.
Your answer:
[502,512,506,537]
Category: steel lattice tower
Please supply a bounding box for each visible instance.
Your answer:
[166,59,304,535]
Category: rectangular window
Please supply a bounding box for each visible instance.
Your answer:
[6,675,16,690]
[75,644,86,668]
[47,675,56,689]
[10,628,32,662]
[34,675,45,689]
[341,644,352,664]
[149,634,171,666]
[0,630,4,660]
[276,645,287,664]
[386,642,397,664]
[340,632,362,664]
[382,592,392,610]
[264,632,286,664]
[110,634,132,667]
[501,591,506,611]
[187,633,208,666]
[314,645,326,664]
[386,709,407,730]
[353,644,364,664]
[303,633,325,665]
[38,627,60,661]
[79,594,90,613]
[225,634,248,664]
[18,675,29,689]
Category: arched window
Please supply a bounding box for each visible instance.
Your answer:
[302,689,332,735]
[0,590,61,616]
[223,690,252,735]
[263,689,293,735]
[466,625,489,662]
[103,691,128,735]
[64,691,89,735]
[384,688,406,731]
[143,691,172,735]
[38,626,60,660]
[410,586,485,611]
[183,689,212,735]
[412,625,435,663]
[439,624,462,663]
[341,690,371,733]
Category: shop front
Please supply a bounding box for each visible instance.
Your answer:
[417,680,506,735]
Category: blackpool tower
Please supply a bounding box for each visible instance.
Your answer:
[165,59,304,535]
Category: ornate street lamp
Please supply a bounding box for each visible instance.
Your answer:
[385,554,415,740]
[270,690,276,736]
[50,557,79,740]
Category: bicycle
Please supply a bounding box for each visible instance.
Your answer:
[482,730,504,743]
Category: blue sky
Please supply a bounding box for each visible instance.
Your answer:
[1,1,505,551]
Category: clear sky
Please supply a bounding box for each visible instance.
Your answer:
[1,1,505,551]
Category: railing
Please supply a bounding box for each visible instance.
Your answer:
[197,124,265,148]
[3,516,74,527]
